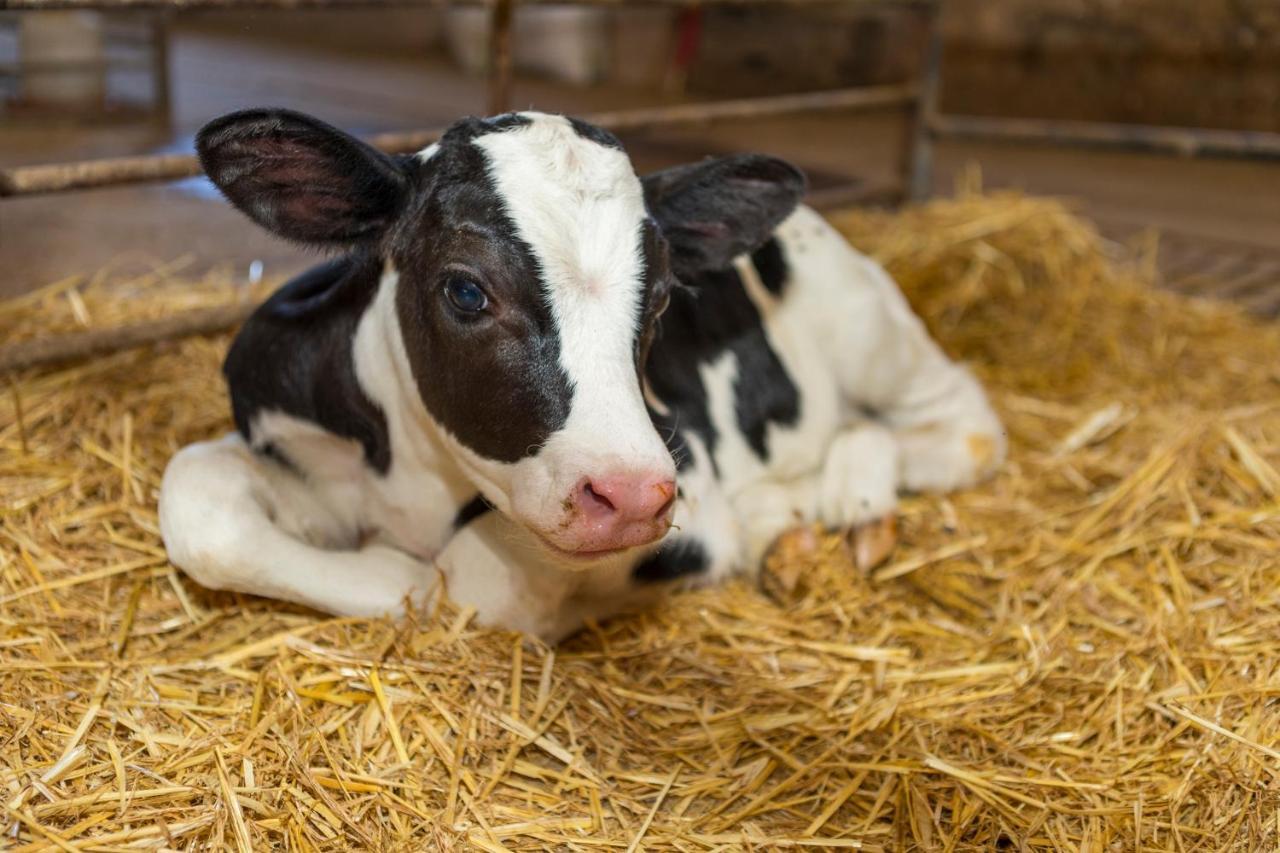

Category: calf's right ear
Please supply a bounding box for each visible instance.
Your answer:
[643,154,806,275]
[196,108,409,246]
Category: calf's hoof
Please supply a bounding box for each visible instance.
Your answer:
[848,514,897,573]
[759,524,822,600]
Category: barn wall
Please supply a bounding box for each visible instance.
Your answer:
[941,0,1280,131]
[688,1,1279,132]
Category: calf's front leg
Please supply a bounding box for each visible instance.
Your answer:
[816,421,901,570]
[731,421,901,572]
[159,434,438,617]
[817,422,898,530]
[429,512,590,642]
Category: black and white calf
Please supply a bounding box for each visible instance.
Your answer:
[159,108,1005,641]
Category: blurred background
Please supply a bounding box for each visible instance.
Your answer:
[1,0,1277,311]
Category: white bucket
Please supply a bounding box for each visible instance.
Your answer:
[445,6,610,87]
[18,11,106,109]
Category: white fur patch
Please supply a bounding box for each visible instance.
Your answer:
[473,113,674,525]
[158,434,439,617]
[348,265,485,555]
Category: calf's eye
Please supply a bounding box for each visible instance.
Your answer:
[445,277,488,313]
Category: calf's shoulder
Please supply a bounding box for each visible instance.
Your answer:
[644,236,801,474]
[223,253,392,474]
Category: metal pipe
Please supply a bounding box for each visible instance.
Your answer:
[0,83,919,196]
[558,84,918,131]
[806,179,903,210]
[930,115,1280,161]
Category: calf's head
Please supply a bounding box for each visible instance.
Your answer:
[198,109,805,559]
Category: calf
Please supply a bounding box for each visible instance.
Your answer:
[159,109,1005,641]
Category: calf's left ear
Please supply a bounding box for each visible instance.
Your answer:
[642,154,806,275]
[197,108,409,246]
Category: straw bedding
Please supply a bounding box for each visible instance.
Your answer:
[3,190,1279,851]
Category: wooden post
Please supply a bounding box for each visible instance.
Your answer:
[903,1,940,203]
[17,10,107,109]
[486,0,513,115]
[150,10,172,127]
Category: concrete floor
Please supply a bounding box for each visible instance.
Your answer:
[2,23,1278,310]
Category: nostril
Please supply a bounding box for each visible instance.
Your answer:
[655,479,675,517]
[654,485,677,519]
[582,481,616,513]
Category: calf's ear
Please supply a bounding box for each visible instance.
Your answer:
[642,155,806,275]
[196,108,409,246]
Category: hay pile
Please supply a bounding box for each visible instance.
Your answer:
[3,192,1280,851]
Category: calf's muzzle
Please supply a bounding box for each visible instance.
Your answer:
[544,472,677,556]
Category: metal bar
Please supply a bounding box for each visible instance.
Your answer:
[0,179,899,372]
[945,37,1280,65]
[561,84,918,131]
[806,179,903,210]
[1,0,936,9]
[0,83,918,196]
[486,0,513,115]
[931,115,1280,161]
[902,1,939,202]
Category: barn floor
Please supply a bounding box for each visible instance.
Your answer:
[3,194,1280,850]
[1,19,1278,310]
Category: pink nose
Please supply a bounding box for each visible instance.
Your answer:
[579,475,676,523]
[552,473,677,555]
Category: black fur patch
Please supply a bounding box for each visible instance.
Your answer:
[197,108,408,246]
[259,441,298,474]
[631,538,709,584]
[391,119,574,464]
[437,113,532,147]
[211,108,580,470]
[452,493,493,529]
[638,155,804,467]
[645,256,801,466]
[751,238,790,296]
[642,154,806,276]
[634,220,673,376]
[567,117,624,150]
[225,254,392,473]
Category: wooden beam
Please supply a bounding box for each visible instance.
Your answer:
[0,303,258,373]
[0,84,919,196]
[0,176,901,372]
